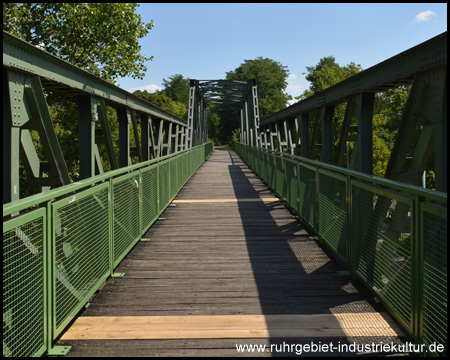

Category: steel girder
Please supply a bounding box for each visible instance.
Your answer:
[258,32,447,191]
[3,31,187,203]
[186,79,261,148]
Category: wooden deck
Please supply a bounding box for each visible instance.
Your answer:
[58,147,408,357]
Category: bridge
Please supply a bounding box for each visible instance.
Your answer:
[3,30,447,357]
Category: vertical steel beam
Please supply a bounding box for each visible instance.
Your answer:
[321,105,334,164]
[262,126,269,149]
[431,67,447,192]
[203,102,208,143]
[140,114,150,161]
[186,80,196,149]
[77,95,96,179]
[275,122,283,153]
[285,117,295,155]
[117,107,131,167]
[3,69,20,203]
[251,79,261,147]
[240,107,244,143]
[335,98,357,167]
[355,92,375,174]
[300,113,310,158]
[293,116,301,156]
[155,119,164,158]
[166,123,173,155]
[244,98,250,145]
[309,110,321,159]
[129,109,142,163]
[174,124,179,153]
[180,125,186,151]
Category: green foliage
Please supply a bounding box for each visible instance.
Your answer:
[4,3,153,197]
[215,57,292,145]
[3,3,154,82]
[161,74,190,106]
[226,57,292,120]
[298,56,363,99]
[133,90,188,120]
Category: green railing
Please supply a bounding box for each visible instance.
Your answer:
[2,143,214,357]
[235,142,447,356]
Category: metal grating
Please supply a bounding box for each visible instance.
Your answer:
[53,185,110,332]
[299,164,316,229]
[170,157,178,199]
[141,166,159,232]
[422,204,447,356]
[318,171,348,264]
[285,159,299,212]
[158,162,170,211]
[113,174,140,265]
[3,210,46,357]
[351,184,412,329]
[275,156,286,198]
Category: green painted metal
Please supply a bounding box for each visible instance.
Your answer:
[261,32,447,126]
[257,32,447,190]
[3,143,214,357]
[3,31,188,203]
[3,31,186,127]
[77,95,97,179]
[235,142,446,356]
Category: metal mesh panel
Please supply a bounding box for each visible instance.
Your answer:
[275,156,286,198]
[268,153,277,190]
[319,171,348,263]
[113,174,140,265]
[351,183,412,329]
[170,157,177,199]
[285,159,299,212]
[159,162,170,210]
[141,166,159,232]
[422,204,447,356]
[299,164,316,229]
[54,185,110,332]
[3,211,45,357]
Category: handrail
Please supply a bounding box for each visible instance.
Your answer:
[249,146,447,203]
[235,142,447,356]
[2,143,214,357]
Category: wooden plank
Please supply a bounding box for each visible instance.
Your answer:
[61,313,404,340]
[172,198,281,203]
[57,147,408,356]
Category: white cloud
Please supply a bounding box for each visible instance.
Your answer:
[414,10,437,22]
[128,84,162,93]
[288,73,298,82]
[286,84,303,94]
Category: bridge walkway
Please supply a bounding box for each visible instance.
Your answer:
[58,147,407,357]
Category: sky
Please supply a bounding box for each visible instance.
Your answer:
[117,3,447,105]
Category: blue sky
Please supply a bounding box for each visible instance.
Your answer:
[117,3,447,104]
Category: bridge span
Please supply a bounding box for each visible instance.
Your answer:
[3,30,447,357]
[58,147,406,357]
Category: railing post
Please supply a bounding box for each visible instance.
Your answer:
[413,195,423,346]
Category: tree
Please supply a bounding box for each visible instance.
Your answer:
[161,74,191,106]
[214,57,291,145]
[133,90,188,120]
[4,3,155,196]
[298,56,362,99]
[3,3,154,82]
[226,57,292,120]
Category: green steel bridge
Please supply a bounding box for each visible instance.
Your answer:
[3,31,447,357]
